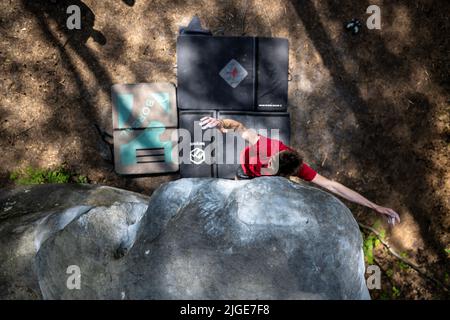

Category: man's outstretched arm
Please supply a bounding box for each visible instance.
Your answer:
[199,117,260,145]
[311,174,401,225]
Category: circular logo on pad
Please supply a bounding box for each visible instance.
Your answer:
[190,147,206,164]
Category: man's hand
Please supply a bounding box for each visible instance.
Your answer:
[200,117,226,133]
[373,205,401,226]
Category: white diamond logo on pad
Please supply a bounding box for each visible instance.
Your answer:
[219,59,248,88]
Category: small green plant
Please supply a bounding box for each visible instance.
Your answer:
[10,166,73,185]
[445,248,450,255]
[372,219,382,230]
[363,233,377,264]
[386,269,394,278]
[10,167,42,184]
[397,252,410,270]
[75,175,88,184]
[46,167,71,183]
[373,219,386,240]
[392,286,401,298]
[362,222,386,264]
[379,291,390,300]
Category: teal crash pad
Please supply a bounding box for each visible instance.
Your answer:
[111,83,178,175]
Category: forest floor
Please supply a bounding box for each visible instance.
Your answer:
[0,0,449,299]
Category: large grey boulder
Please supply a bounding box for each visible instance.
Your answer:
[0,184,149,299]
[0,178,370,300]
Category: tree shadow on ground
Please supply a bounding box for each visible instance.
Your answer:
[0,0,445,299]
[21,0,111,165]
[289,0,449,292]
[19,0,178,193]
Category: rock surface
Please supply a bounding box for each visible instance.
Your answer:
[0,183,149,299]
[0,178,370,300]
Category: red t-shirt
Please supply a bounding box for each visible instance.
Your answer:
[240,135,317,181]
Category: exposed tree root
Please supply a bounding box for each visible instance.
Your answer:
[358,222,449,293]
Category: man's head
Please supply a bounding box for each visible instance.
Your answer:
[268,149,303,177]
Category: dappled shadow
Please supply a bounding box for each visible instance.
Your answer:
[21,0,112,171]
[1,0,447,298]
[122,0,135,7]
[4,0,280,192]
[17,0,179,194]
[289,0,449,292]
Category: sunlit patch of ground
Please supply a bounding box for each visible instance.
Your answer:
[0,0,448,298]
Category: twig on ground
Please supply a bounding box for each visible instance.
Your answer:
[62,34,73,48]
[321,153,328,167]
[358,222,449,292]
[332,104,342,112]
[15,125,34,138]
[241,0,249,35]
[261,4,272,36]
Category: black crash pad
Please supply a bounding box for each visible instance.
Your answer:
[178,111,290,179]
[179,110,218,178]
[177,36,288,112]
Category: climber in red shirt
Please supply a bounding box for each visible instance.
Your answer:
[200,116,401,226]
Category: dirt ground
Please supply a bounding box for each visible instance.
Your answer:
[0,0,449,299]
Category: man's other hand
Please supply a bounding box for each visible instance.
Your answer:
[200,117,225,133]
[374,205,401,226]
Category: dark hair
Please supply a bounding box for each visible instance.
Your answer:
[275,149,303,177]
